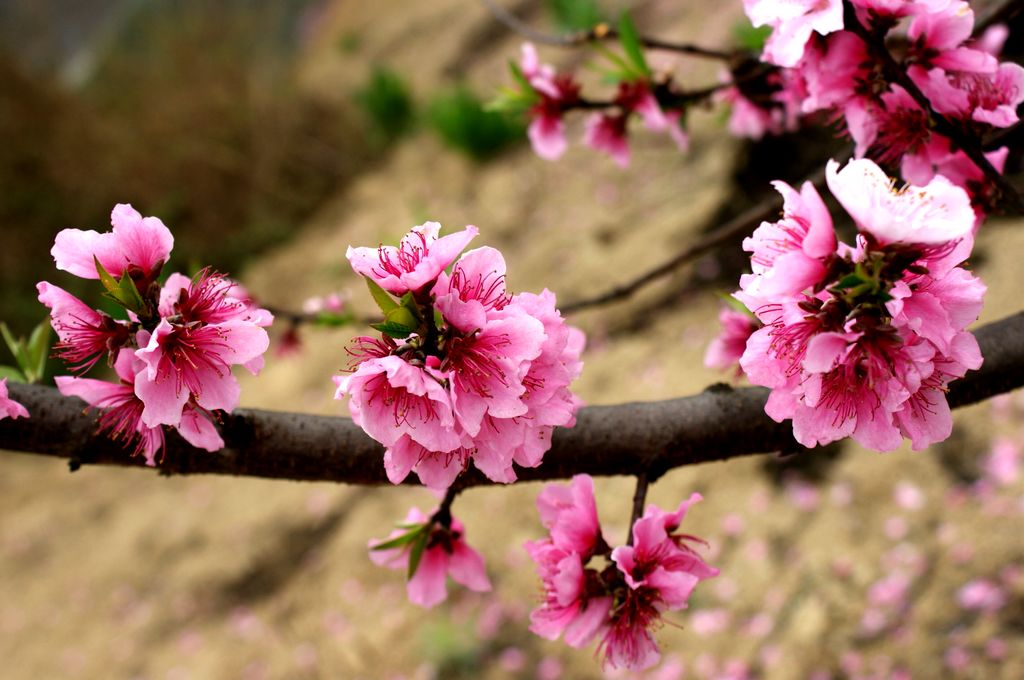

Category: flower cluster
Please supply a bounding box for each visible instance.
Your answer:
[335,222,584,490]
[731,158,985,451]
[369,506,491,608]
[0,378,29,421]
[525,475,718,670]
[746,0,1019,208]
[494,34,690,168]
[38,204,272,464]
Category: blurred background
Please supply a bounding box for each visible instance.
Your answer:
[2,0,1023,678]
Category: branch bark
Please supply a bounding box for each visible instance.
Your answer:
[3,313,1022,486]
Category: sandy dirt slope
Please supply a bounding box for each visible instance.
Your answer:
[3,1,1024,678]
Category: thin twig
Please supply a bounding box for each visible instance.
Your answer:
[478,0,735,59]
[560,166,828,314]
[626,473,650,546]
[3,312,1022,486]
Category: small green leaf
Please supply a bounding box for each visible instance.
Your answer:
[312,311,354,328]
[733,21,772,52]
[0,365,26,383]
[370,321,417,339]
[365,277,400,314]
[386,305,419,330]
[617,13,651,78]
[833,273,867,290]
[370,526,426,552]
[0,323,30,375]
[116,274,146,313]
[407,530,430,579]
[26,320,51,382]
[94,256,122,298]
[715,292,757,319]
[508,60,533,92]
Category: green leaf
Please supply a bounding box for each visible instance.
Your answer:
[370,526,426,552]
[94,256,122,298]
[26,320,51,382]
[312,311,354,328]
[0,365,26,383]
[715,292,757,319]
[370,321,417,339]
[733,21,772,52]
[0,323,30,375]
[365,277,399,314]
[617,13,651,78]
[116,274,146,313]
[407,530,430,580]
[833,273,867,290]
[387,304,419,329]
[508,59,533,92]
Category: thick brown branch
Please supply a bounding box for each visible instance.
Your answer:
[3,313,1022,486]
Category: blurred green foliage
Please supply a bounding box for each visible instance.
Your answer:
[733,20,773,52]
[353,66,417,147]
[427,87,525,162]
[547,0,606,32]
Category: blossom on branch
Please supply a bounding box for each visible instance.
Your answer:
[337,223,583,490]
[369,506,491,608]
[526,476,717,670]
[734,158,985,451]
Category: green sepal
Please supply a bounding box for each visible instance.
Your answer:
[312,311,355,328]
[833,273,868,290]
[94,257,146,314]
[715,292,757,320]
[365,277,400,314]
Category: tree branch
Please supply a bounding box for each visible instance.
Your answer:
[3,313,1022,486]
[560,165,830,314]
[478,0,735,59]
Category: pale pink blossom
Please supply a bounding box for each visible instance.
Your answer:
[535,474,605,557]
[369,507,491,608]
[957,578,1006,613]
[51,203,173,282]
[982,437,1019,486]
[826,158,974,246]
[743,0,844,67]
[0,379,28,421]
[346,222,479,296]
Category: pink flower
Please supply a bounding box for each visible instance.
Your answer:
[37,281,131,374]
[525,539,614,647]
[336,355,461,453]
[584,114,630,168]
[51,203,173,283]
[56,349,223,465]
[536,474,606,557]
[957,579,1006,613]
[705,308,759,374]
[134,309,269,428]
[433,246,511,333]
[346,222,479,296]
[982,437,1020,486]
[743,0,844,67]
[0,379,29,421]
[826,158,974,246]
[369,507,491,608]
[520,44,579,161]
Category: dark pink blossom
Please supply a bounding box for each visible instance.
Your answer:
[520,43,580,161]
[37,281,131,374]
[705,308,760,374]
[0,379,28,421]
[584,114,630,168]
